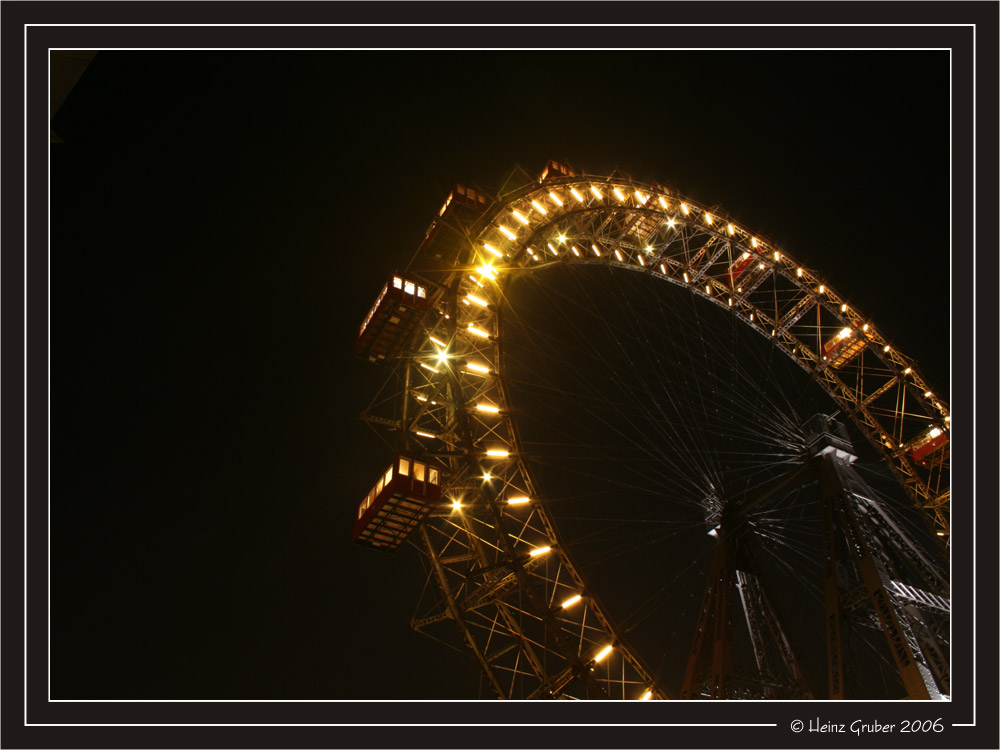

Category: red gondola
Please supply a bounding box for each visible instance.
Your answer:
[353,453,443,551]
[355,274,432,364]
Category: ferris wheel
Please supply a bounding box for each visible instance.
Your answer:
[353,161,950,700]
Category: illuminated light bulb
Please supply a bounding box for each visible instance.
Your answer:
[749,313,754,321]
[466,293,488,307]
[467,324,489,338]
[483,472,492,481]
[469,275,483,286]
[658,196,668,209]
[728,297,733,307]
[667,218,676,228]
[594,645,614,663]
[680,203,689,215]
[929,427,942,438]
[740,251,750,261]
[904,367,912,374]
[548,191,564,206]
[771,329,776,337]
[530,200,548,215]
[476,403,500,413]
[818,285,825,293]
[461,299,470,306]
[924,390,933,397]
[498,225,517,240]
[705,285,711,295]
[704,213,713,225]
[841,303,848,312]
[484,243,503,258]
[862,323,869,331]
[945,416,950,421]
[635,190,648,204]
[884,345,891,352]
[512,210,530,225]
[570,188,584,203]
[486,448,509,458]
[727,223,735,235]
[477,264,497,279]
[773,251,780,261]
[557,233,567,243]
[467,362,491,374]
[451,499,462,511]
[546,243,559,256]
[420,363,440,373]
[613,187,626,201]
[415,430,436,439]
[571,246,581,257]
[645,245,653,253]
[561,594,582,608]
[937,531,946,536]
[590,185,603,199]
[506,496,530,505]
[751,237,758,248]
[796,267,803,277]
[436,350,449,363]
[640,690,653,701]
[415,395,428,402]
[591,244,601,256]
[614,249,624,262]
[758,263,765,270]
[682,272,689,283]
[429,335,446,347]
[660,263,667,274]
[637,254,645,266]
[839,327,852,339]
[529,545,552,557]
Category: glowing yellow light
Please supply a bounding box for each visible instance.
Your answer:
[506,496,530,505]
[484,243,503,258]
[924,390,933,397]
[483,472,492,481]
[727,223,735,235]
[571,246,581,257]
[415,395,428,402]
[839,327,852,339]
[529,545,551,557]
[546,243,559,256]
[637,254,645,266]
[477,264,498,280]
[467,324,489,338]
[594,645,614,663]
[945,416,950,421]
[797,267,803,277]
[937,531,946,536]
[728,297,733,307]
[705,285,711,295]
[929,427,942,438]
[415,430,436,439]
[749,313,754,321]
[862,323,869,331]
[429,335,446,347]
[549,191,564,206]
[420,363,440,373]
[634,190,648,204]
[640,690,653,701]
[660,263,667,274]
[466,293,488,307]
[818,285,825,294]
[704,213,713,225]
[740,251,750,261]
[682,272,689,283]
[467,362,491,374]
[681,203,689,215]
[751,237,758,248]
[451,499,462,510]
[758,263,765,270]
[498,225,517,240]
[436,350,449,363]
[570,188,584,203]
[904,367,912,374]
[773,251,780,261]
[841,303,848,312]
[476,403,500,414]
[658,196,668,209]
[614,249,624,262]
[561,594,582,608]
[530,200,548,215]
[486,448,509,458]
[557,233,567,243]
[591,244,601,257]
[667,218,676,228]
[469,275,482,286]
[512,210,529,225]
[884,345,891,352]
[461,299,470,306]
[590,185,603,199]
[613,187,626,201]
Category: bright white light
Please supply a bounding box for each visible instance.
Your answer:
[466,293,488,307]
[773,251,780,261]
[498,225,517,240]
[640,690,653,701]
[529,545,551,557]
[945,416,950,422]
[758,263,765,270]
[660,263,667,274]
[415,431,436,439]
[658,196,668,209]
[818,285,825,294]
[561,594,582,608]
[637,255,645,266]
[705,285,711,295]
[530,200,548,215]
[429,335,446,347]
[570,188,584,203]
[546,243,558,255]
[839,327,852,339]
[704,213,713,225]
[512,210,530,225]
[796,267,803,277]
[478,264,498,279]
[484,243,503,258]
[486,448,509,457]
[613,187,626,201]
[591,244,601,256]
[483,472,492,480]
[904,367,912,374]
[420,363,440,373]
[728,297,733,307]
[884,345,891,352]
[557,233,567,243]
[476,403,500,413]
[740,251,750,261]
[571,246,581,257]
[634,190,648,204]
[681,203,689,215]
[506,496,530,505]
[415,395,428,402]
[924,390,933,397]
[929,427,942,438]
[682,272,689,283]
[467,362,491,374]
[467,324,489,338]
[841,303,848,312]
[862,323,869,331]
[594,645,614,663]
[549,191,563,206]
[727,224,735,235]
[667,218,676,228]
[451,499,462,511]
[751,237,758,248]
[590,185,603,199]
[614,249,624,262]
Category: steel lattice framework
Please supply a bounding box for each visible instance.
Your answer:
[359,165,950,700]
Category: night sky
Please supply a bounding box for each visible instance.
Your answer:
[50,50,951,700]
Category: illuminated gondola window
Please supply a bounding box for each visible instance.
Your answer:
[413,462,425,482]
[399,458,410,476]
